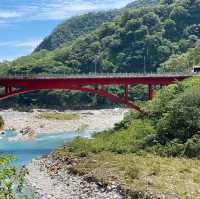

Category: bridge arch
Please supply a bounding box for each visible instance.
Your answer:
[0,85,146,114]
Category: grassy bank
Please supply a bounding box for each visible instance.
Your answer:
[72,153,200,198]
[52,77,200,198]
[38,112,80,121]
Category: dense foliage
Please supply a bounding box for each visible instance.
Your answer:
[160,40,200,72]
[144,77,200,157]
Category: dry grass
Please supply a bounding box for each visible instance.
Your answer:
[38,112,80,121]
[71,152,200,198]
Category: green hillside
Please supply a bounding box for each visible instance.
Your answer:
[3,0,200,75]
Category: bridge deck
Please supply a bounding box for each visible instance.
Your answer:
[0,73,192,114]
[0,73,192,80]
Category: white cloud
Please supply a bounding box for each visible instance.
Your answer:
[15,40,42,49]
[0,39,42,51]
[0,57,15,62]
[0,0,134,22]
[0,10,23,18]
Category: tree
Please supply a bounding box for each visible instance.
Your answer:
[170,6,190,27]
[160,0,175,4]
[163,19,177,40]
[143,12,161,32]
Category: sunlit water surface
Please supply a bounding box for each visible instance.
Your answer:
[0,130,92,166]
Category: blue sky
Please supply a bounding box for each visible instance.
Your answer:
[0,0,133,61]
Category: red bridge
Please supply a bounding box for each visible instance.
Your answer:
[0,74,190,114]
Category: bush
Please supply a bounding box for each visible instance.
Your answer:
[184,135,200,158]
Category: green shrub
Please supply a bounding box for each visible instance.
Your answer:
[0,155,29,198]
[125,165,140,179]
[184,135,200,158]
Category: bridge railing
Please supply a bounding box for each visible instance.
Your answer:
[0,72,192,79]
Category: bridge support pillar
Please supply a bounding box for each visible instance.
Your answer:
[8,86,12,93]
[124,83,129,103]
[148,84,153,100]
[5,86,12,95]
[5,86,9,95]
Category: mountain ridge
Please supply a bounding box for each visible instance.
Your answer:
[35,0,159,52]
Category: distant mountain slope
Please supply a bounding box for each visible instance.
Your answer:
[34,11,119,52]
[35,0,159,52]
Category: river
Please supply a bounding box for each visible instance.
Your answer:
[0,130,91,166]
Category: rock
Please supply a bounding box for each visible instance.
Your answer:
[20,126,36,136]
[7,127,16,131]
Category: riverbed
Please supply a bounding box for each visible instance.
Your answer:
[0,108,126,198]
[1,108,127,135]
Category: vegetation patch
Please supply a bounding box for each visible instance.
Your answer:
[38,112,80,121]
[53,150,200,198]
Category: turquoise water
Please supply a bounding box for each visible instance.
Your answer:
[0,130,91,166]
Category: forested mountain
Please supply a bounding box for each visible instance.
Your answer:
[4,0,200,75]
[1,0,200,108]
[35,0,159,52]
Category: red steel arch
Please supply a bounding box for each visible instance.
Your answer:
[0,74,190,114]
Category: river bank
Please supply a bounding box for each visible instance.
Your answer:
[25,155,123,199]
[1,108,127,138]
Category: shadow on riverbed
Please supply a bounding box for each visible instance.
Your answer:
[0,148,52,155]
